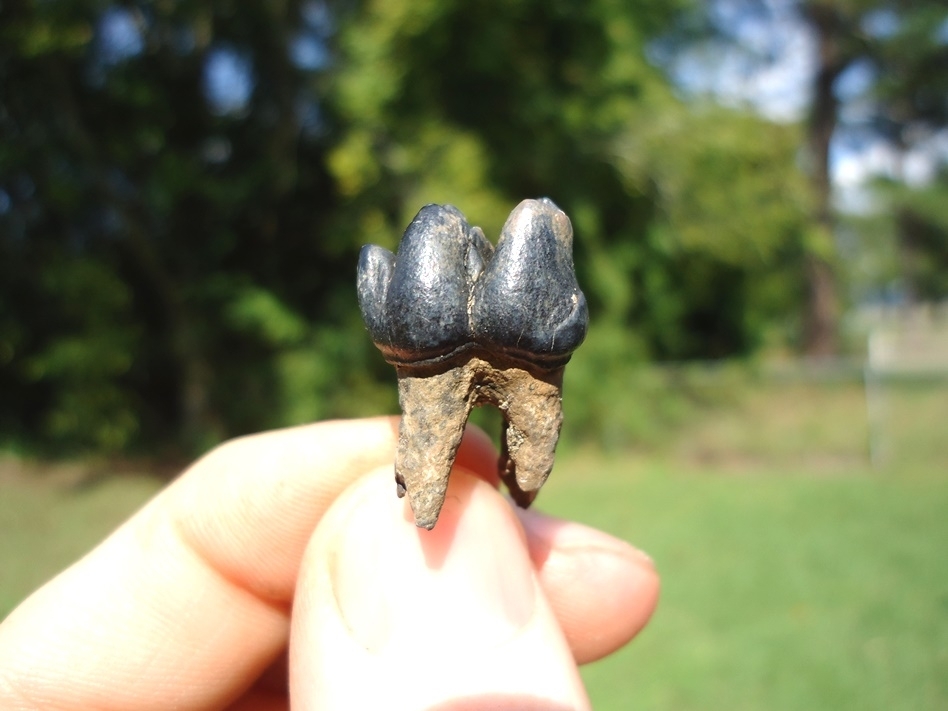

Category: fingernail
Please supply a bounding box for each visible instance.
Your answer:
[329,470,536,655]
[517,507,655,570]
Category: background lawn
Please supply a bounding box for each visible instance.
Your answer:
[548,455,948,710]
[2,374,946,709]
[0,465,163,616]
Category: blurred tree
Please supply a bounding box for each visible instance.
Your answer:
[659,0,948,355]
[327,0,810,359]
[804,0,948,335]
[0,0,377,453]
[888,175,948,302]
[616,106,812,356]
[0,0,817,454]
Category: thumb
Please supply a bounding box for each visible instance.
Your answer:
[290,465,590,711]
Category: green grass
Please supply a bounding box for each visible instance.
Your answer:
[0,469,163,616]
[543,455,948,710]
[2,374,947,709]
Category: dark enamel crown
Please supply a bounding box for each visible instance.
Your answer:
[357,198,588,369]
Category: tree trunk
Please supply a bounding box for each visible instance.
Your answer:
[801,1,845,357]
[803,254,838,357]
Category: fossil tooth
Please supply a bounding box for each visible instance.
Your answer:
[357,204,492,365]
[470,198,588,368]
[357,199,587,528]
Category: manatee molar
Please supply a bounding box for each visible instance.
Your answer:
[358,204,494,366]
[470,198,588,367]
[357,199,588,529]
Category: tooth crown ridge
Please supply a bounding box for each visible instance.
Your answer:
[357,198,589,368]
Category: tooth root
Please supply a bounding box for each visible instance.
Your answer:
[395,366,473,529]
[497,366,564,509]
[498,422,538,509]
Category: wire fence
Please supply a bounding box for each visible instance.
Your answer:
[864,316,948,469]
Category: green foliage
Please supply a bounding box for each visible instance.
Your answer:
[2,0,921,455]
[615,106,812,355]
[223,285,309,348]
[272,324,399,426]
[622,108,810,265]
[891,179,948,300]
[841,175,948,303]
[19,258,141,452]
[325,0,804,362]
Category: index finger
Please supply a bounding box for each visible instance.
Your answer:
[0,417,498,711]
[174,416,498,604]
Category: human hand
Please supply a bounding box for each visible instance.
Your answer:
[0,417,659,710]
